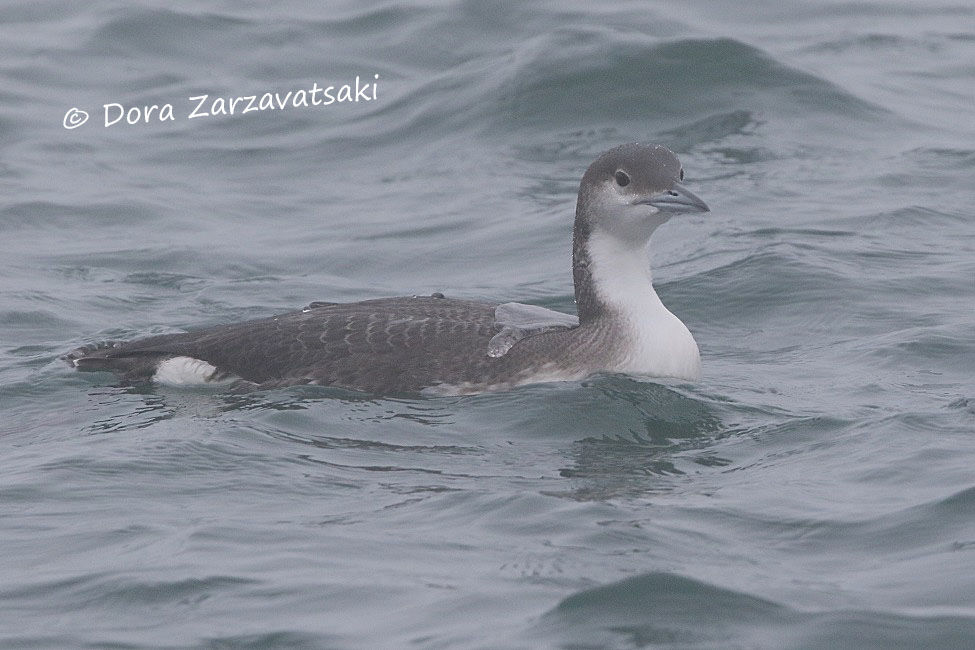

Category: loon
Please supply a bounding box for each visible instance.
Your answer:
[65,143,709,395]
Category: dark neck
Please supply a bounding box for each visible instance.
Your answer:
[571,206,607,324]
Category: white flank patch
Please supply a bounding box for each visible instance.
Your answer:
[153,356,230,386]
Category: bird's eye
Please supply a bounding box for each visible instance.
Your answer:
[614,170,630,187]
[679,168,685,181]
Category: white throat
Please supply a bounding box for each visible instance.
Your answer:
[585,230,701,380]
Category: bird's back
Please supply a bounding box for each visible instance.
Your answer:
[68,296,512,393]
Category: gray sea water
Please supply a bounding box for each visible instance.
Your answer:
[2,1,974,648]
